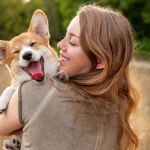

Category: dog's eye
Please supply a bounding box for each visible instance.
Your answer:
[13,50,19,54]
[30,42,37,47]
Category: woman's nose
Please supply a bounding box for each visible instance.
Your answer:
[57,39,67,51]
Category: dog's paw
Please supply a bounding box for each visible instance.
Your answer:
[3,135,22,150]
[54,70,69,82]
[3,140,13,150]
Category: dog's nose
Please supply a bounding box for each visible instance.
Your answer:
[23,52,32,61]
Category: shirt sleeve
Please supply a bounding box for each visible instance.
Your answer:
[18,81,29,125]
[18,77,54,125]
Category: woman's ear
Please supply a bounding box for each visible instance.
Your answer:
[96,59,105,69]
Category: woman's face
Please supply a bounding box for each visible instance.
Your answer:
[57,16,92,77]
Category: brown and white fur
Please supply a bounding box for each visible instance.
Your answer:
[0,10,68,150]
[0,10,58,113]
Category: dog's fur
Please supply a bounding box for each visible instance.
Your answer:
[0,10,69,150]
[0,10,58,113]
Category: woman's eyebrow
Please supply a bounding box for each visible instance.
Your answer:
[70,33,79,38]
[67,30,79,38]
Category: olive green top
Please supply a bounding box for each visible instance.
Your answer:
[18,75,119,150]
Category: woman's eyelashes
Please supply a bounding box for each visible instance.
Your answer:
[68,38,78,46]
[63,34,78,46]
[69,41,77,46]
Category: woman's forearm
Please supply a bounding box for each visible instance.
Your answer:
[0,89,22,135]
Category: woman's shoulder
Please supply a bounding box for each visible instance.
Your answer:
[19,76,119,115]
[19,75,52,88]
[18,75,75,98]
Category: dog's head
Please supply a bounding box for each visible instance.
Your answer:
[0,10,58,83]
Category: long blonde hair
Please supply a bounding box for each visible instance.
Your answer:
[70,4,138,150]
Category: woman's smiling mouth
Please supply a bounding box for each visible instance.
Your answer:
[59,54,70,62]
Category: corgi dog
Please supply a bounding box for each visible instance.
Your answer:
[0,10,60,114]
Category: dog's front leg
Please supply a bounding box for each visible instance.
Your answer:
[0,86,16,113]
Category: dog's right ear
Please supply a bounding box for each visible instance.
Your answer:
[0,40,8,64]
[28,10,50,41]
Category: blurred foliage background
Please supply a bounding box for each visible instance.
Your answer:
[0,0,149,59]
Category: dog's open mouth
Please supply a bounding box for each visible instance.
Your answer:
[22,57,45,82]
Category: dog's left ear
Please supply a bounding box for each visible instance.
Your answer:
[28,10,50,40]
[0,40,8,63]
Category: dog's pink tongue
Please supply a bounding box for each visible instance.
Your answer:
[27,61,43,80]
[31,73,43,80]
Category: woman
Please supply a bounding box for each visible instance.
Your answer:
[0,4,138,150]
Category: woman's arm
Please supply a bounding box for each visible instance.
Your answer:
[0,88,22,135]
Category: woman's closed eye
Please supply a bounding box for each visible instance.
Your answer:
[69,38,79,46]
[63,34,79,46]
[69,42,77,46]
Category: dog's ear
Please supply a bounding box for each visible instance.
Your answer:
[0,40,8,64]
[28,10,50,40]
